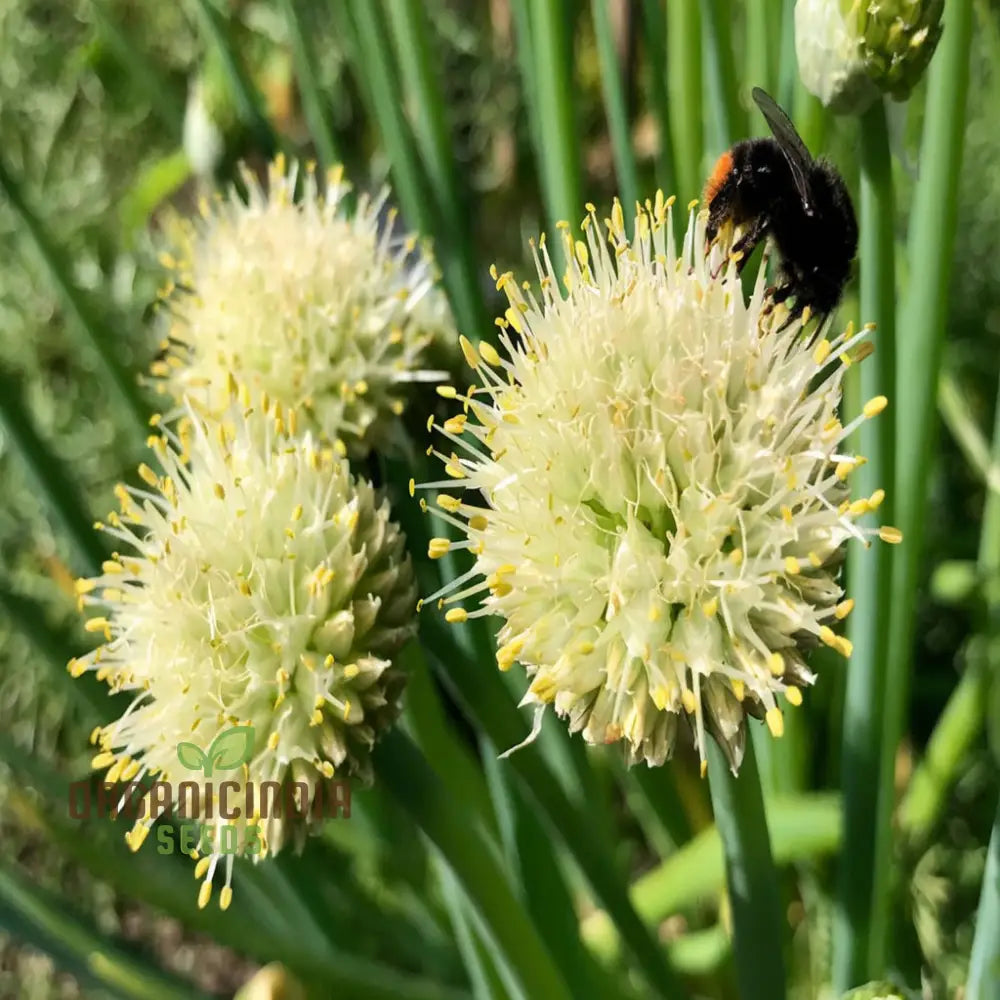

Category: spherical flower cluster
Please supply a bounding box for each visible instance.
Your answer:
[153,157,452,456]
[71,384,416,907]
[419,195,901,774]
[796,0,943,112]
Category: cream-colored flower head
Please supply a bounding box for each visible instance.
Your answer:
[419,195,901,774]
[154,157,452,456]
[71,382,416,908]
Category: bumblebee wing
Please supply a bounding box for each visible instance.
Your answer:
[751,87,815,213]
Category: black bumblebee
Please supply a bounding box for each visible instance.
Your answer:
[704,86,857,321]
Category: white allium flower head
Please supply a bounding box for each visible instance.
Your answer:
[419,194,901,775]
[71,382,416,909]
[154,156,452,456]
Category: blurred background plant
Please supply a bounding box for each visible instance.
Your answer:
[0,0,996,998]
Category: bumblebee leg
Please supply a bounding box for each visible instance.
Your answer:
[730,217,767,272]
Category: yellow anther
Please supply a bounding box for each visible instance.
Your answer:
[863,395,888,418]
[766,652,785,676]
[195,856,212,880]
[868,489,886,510]
[781,505,793,524]
[785,686,803,707]
[459,335,480,368]
[428,538,451,559]
[835,599,855,620]
[765,707,785,738]
[213,483,226,500]
[436,386,457,399]
[702,597,719,618]
[127,823,150,852]
[137,464,158,488]
[729,548,744,566]
[784,556,801,575]
[85,617,110,635]
[731,679,745,701]
[836,636,854,657]
[198,881,212,910]
[681,689,697,714]
[878,526,903,544]
[444,415,467,435]
[651,686,668,710]
[813,339,832,365]
[480,342,502,367]
[220,887,233,911]
[848,499,870,517]
[835,461,854,481]
[437,495,462,513]
[445,608,468,624]
[468,515,488,531]
[819,625,838,648]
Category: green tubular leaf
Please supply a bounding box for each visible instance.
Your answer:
[435,859,508,1000]
[483,741,621,1000]
[700,0,747,153]
[707,737,787,1000]
[591,0,639,216]
[89,0,185,136]
[581,792,842,962]
[530,0,582,260]
[0,580,110,722]
[639,0,678,200]
[0,862,208,1000]
[188,0,277,157]
[399,642,496,829]
[279,0,342,172]
[834,97,897,993]
[344,0,487,342]
[967,796,1000,1000]
[420,629,683,999]
[871,0,975,975]
[666,0,703,203]
[372,729,574,1000]
[0,366,107,574]
[0,160,150,444]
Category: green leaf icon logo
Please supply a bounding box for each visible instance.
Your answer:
[205,725,255,775]
[176,742,208,773]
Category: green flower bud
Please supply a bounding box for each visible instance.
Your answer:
[844,0,944,100]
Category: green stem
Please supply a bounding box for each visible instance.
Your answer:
[897,647,991,841]
[871,0,975,976]
[531,0,582,258]
[281,0,343,171]
[967,796,1000,1000]
[372,729,573,1000]
[833,97,897,993]
[746,0,774,94]
[591,0,639,215]
[582,791,841,963]
[189,0,277,157]
[701,0,746,153]
[666,0,703,203]
[383,0,488,339]
[900,360,1000,840]
[707,737,787,1000]
[639,0,678,200]
[346,0,486,341]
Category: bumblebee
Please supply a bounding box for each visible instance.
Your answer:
[704,87,857,321]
